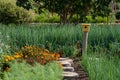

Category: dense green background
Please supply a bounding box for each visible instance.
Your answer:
[0,24,120,56]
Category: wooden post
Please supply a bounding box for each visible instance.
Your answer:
[82,32,88,54]
[81,23,91,54]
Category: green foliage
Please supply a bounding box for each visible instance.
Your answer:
[16,0,33,10]
[82,52,120,80]
[0,24,120,56]
[116,0,120,3]
[2,61,63,80]
[41,0,94,23]
[39,0,112,23]
[0,0,35,24]
[115,11,120,20]
[0,0,113,23]
[92,0,112,17]
[85,16,94,23]
[95,16,108,23]
[16,0,43,13]
[35,9,59,23]
[85,16,108,23]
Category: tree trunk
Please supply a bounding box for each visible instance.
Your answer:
[68,12,74,23]
[60,7,68,24]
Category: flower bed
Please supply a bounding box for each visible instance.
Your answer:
[0,46,63,80]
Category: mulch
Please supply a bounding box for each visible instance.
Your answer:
[72,58,89,80]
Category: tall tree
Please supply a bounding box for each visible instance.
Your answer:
[41,0,94,23]
[16,0,112,23]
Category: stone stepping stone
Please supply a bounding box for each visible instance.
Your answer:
[59,57,79,80]
[58,61,71,67]
[59,58,73,64]
[63,71,79,80]
[59,57,69,61]
[63,67,74,72]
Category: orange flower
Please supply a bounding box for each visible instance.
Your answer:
[13,54,21,59]
[9,56,15,61]
[51,53,55,58]
[55,53,60,60]
[3,46,61,65]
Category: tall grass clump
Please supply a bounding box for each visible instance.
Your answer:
[2,61,63,80]
[0,24,83,57]
[0,24,120,56]
[82,50,120,80]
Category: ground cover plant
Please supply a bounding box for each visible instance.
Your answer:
[2,61,63,80]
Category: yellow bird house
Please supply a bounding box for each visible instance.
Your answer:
[81,23,91,32]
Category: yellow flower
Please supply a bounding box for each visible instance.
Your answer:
[9,56,14,61]
[13,55,21,58]
[4,59,8,62]
[4,55,11,61]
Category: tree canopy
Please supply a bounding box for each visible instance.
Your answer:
[16,0,113,23]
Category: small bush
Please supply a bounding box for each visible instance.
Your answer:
[85,16,94,23]
[94,16,107,23]
[0,0,35,24]
[34,9,59,23]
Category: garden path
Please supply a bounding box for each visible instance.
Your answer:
[59,57,88,80]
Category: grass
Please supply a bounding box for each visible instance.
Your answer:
[82,51,120,80]
[0,24,82,56]
[0,24,120,56]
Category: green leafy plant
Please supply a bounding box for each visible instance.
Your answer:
[3,61,63,80]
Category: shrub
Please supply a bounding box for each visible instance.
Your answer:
[85,16,108,23]
[34,9,59,23]
[0,0,35,24]
[85,16,94,23]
